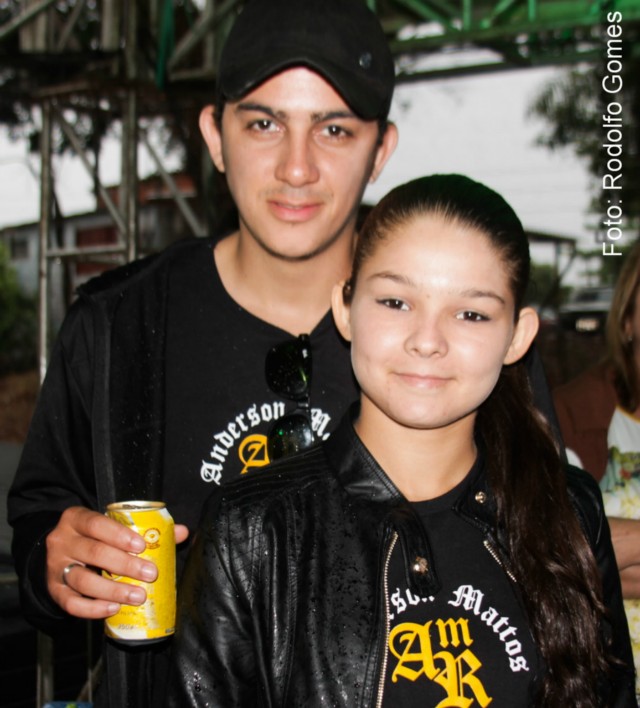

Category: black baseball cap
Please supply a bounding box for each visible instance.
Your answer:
[217,0,395,121]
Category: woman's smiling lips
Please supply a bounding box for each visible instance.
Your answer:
[396,372,452,389]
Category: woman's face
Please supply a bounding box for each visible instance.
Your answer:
[332,214,538,436]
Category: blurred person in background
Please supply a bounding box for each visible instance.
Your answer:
[554,239,640,699]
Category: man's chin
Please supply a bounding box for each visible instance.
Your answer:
[258,233,350,263]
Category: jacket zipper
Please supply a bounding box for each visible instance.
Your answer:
[375,532,398,708]
[483,538,517,583]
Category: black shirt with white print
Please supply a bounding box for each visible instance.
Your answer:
[163,239,358,547]
[382,463,539,707]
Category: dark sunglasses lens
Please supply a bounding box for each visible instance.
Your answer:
[265,335,312,401]
[267,413,315,461]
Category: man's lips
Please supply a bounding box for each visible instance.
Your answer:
[267,198,322,222]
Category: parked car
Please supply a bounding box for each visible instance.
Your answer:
[558,286,614,335]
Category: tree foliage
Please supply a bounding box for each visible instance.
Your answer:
[0,0,102,146]
[0,0,225,232]
[0,243,37,374]
[528,24,640,235]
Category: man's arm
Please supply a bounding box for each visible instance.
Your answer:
[8,300,187,628]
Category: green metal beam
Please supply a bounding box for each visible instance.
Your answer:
[1,0,638,92]
[383,0,640,39]
[382,0,640,80]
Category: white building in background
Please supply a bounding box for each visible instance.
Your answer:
[0,172,201,330]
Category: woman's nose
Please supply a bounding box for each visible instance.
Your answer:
[406,314,448,358]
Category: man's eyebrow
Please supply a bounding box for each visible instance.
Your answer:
[234,103,357,124]
[310,110,358,123]
[235,102,282,120]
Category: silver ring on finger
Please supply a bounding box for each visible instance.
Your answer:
[61,562,84,587]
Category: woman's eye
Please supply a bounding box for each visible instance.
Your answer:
[457,311,489,322]
[379,298,408,311]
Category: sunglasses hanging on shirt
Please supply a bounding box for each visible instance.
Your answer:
[265,334,315,461]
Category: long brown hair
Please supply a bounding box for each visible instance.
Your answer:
[606,239,640,412]
[348,174,610,706]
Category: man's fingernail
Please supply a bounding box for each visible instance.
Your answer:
[128,588,146,604]
[140,564,156,582]
[107,603,120,614]
[130,537,145,552]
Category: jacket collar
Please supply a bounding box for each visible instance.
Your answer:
[322,405,498,597]
[323,404,405,506]
[325,404,496,521]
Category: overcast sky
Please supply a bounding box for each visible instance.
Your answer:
[0,64,622,281]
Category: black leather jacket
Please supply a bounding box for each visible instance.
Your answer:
[168,410,635,707]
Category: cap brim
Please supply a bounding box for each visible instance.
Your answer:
[219,52,384,121]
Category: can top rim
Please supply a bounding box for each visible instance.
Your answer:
[105,501,166,511]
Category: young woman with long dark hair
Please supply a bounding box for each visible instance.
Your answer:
[168,175,635,707]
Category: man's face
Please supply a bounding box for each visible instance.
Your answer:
[202,67,397,261]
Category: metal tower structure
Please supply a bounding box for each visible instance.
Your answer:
[1,0,639,374]
[1,0,639,704]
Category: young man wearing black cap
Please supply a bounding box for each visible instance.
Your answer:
[8,0,397,705]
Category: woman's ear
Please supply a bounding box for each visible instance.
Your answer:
[331,281,352,342]
[199,105,226,173]
[503,307,539,365]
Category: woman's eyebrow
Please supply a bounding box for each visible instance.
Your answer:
[368,273,507,306]
[458,288,506,305]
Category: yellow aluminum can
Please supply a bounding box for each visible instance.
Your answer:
[104,501,176,644]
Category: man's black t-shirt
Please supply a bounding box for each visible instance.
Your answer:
[163,240,358,541]
[383,469,539,706]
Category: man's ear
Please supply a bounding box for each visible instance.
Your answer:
[369,122,398,184]
[331,281,352,342]
[503,307,539,365]
[199,105,225,173]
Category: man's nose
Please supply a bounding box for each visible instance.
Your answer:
[275,134,320,187]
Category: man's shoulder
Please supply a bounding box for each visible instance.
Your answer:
[77,236,213,300]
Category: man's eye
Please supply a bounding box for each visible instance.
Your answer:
[249,119,276,132]
[457,311,488,322]
[323,124,350,138]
